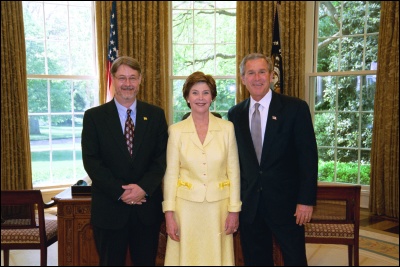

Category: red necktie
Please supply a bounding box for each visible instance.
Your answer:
[124,109,135,156]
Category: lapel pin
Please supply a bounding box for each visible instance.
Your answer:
[272,116,277,120]
[144,117,148,120]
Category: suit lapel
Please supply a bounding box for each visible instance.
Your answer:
[131,101,147,160]
[104,101,131,157]
[202,114,219,147]
[184,116,204,150]
[238,99,259,163]
[261,92,282,165]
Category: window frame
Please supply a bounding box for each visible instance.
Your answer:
[24,1,98,188]
[169,1,237,123]
[305,1,379,193]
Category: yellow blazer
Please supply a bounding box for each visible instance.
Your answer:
[162,113,241,212]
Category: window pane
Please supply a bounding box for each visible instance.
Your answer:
[71,41,95,75]
[216,2,236,8]
[23,2,45,39]
[51,115,74,138]
[44,3,69,76]
[50,80,72,113]
[342,1,366,35]
[28,79,48,113]
[317,2,340,38]
[74,114,84,128]
[214,79,236,111]
[69,6,92,41]
[317,38,339,72]
[318,148,335,182]
[51,150,74,184]
[29,115,50,142]
[360,113,373,149]
[314,113,336,147]
[173,45,193,75]
[216,10,236,43]
[340,37,364,71]
[23,2,46,74]
[172,1,193,9]
[336,149,358,183]
[360,150,371,185]
[73,80,97,112]
[193,44,215,73]
[172,79,190,122]
[31,151,51,185]
[194,1,214,9]
[367,2,381,33]
[365,35,379,69]
[361,75,376,111]
[47,40,70,74]
[50,150,85,185]
[314,76,337,112]
[337,113,359,148]
[194,10,215,44]
[45,4,68,41]
[172,10,194,43]
[337,76,359,112]
[317,2,381,73]
[26,41,45,74]
[216,44,236,76]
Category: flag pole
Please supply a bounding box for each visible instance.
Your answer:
[270,1,283,94]
[106,1,119,102]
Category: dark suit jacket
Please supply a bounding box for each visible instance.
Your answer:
[81,99,168,229]
[228,91,318,225]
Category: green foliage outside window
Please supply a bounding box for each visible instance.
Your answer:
[171,2,237,123]
[313,1,380,185]
[23,1,97,186]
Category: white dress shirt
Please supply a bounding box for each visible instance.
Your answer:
[249,90,272,145]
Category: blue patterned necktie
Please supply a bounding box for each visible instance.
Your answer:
[251,103,262,163]
[124,109,135,156]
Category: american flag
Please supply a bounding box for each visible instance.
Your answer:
[271,2,283,94]
[106,1,119,102]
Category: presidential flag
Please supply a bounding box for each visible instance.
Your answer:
[271,3,283,94]
[106,1,119,102]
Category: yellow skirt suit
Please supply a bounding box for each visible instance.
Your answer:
[162,113,242,266]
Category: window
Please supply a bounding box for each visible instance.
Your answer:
[307,1,381,185]
[171,1,236,123]
[23,1,98,187]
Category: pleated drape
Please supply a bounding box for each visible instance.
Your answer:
[236,1,306,102]
[369,1,399,219]
[1,1,32,190]
[95,1,170,120]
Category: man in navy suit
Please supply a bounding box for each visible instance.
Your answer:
[82,56,168,266]
[228,53,318,266]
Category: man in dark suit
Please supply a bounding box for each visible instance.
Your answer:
[228,53,318,266]
[81,56,168,266]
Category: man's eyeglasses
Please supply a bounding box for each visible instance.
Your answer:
[115,76,139,83]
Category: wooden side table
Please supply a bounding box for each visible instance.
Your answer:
[53,188,99,266]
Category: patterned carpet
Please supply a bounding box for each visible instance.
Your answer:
[306,228,398,266]
[2,228,398,266]
[359,228,399,261]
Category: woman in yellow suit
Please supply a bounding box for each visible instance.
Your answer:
[163,71,242,266]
